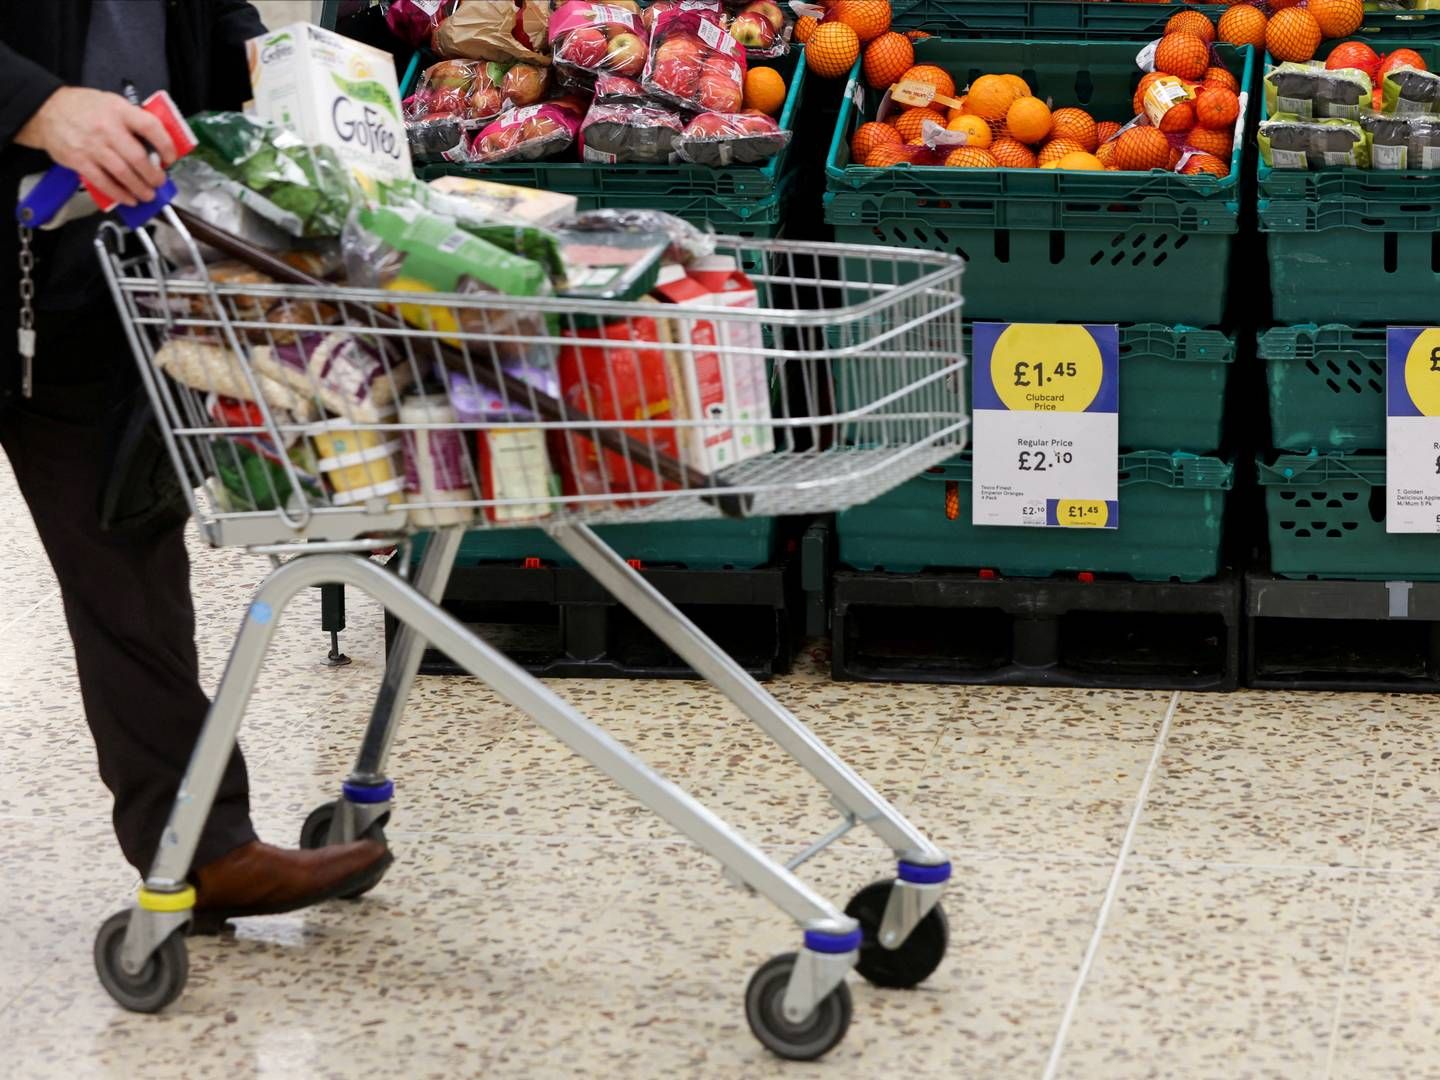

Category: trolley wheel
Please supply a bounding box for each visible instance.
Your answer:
[845,879,949,990]
[299,800,391,899]
[93,909,188,1014]
[744,952,852,1061]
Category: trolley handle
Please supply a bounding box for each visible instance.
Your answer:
[172,207,753,520]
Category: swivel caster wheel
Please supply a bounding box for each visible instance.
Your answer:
[845,879,949,989]
[299,800,391,899]
[94,910,188,1013]
[744,952,852,1061]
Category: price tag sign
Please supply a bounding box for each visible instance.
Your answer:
[1385,326,1440,532]
[971,322,1120,529]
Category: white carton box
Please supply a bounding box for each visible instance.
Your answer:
[654,258,775,474]
[246,22,412,183]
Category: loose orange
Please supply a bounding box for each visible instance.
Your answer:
[1050,107,1098,151]
[945,147,997,168]
[1000,73,1032,98]
[1165,10,1216,43]
[806,22,861,79]
[1155,32,1210,81]
[895,105,937,143]
[743,68,787,116]
[963,74,1018,120]
[1057,151,1105,171]
[1113,126,1172,171]
[947,114,993,148]
[863,32,914,90]
[1218,4,1267,49]
[990,135,1037,168]
[851,121,901,163]
[1005,96,1052,144]
[1038,137,1087,165]
[833,0,891,43]
[1308,0,1363,38]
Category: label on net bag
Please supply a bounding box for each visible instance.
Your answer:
[1385,326,1440,532]
[971,323,1119,530]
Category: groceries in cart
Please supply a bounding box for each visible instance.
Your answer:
[403,0,790,167]
[138,109,778,521]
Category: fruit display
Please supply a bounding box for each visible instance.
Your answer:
[673,110,791,165]
[641,0,794,58]
[580,76,687,164]
[840,46,1243,175]
[1262,38,1440,169]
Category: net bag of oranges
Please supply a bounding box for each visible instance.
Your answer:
[643,8,749,113]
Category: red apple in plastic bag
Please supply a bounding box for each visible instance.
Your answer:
[468,84,504,117]
[744,0,786,33]
[607,32,648,77]
[426,60,476,115]
[563,25,610,68]
[503,63,550,107]
[697,70,743,112]
[730,11,776,48]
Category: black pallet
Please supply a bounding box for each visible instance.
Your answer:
[1246,572,1440,692]
[389,560,800,680]
[831,569,1242,690]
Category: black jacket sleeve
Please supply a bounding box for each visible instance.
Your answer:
[207,0,267,111]
[0,40,63,152]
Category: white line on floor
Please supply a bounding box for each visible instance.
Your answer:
[1040,689,1182,1080]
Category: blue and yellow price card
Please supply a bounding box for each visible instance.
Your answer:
[1386,326,1440,533]
[971,323,1120,529]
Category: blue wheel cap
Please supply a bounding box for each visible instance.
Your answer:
[898,860,951,885]
[342,779,394,804]
[804,927,863,955]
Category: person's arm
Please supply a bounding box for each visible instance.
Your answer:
[0,40,64,152]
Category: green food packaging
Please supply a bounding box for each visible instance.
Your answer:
[1259,117,1371,169]
[1383,65,1440,115]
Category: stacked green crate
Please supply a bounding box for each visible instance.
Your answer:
[824,38,1252,324]
[837,325,1235,581]
[1258,40,1440,577]
[1257,326,1440,578]
[827,38,1248,582]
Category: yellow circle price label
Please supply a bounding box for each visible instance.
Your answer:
[989,323,1104,413]
[1403,327,1440,418]
[1054,500,1111,528]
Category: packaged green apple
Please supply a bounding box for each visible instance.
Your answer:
[1258,117,1370,169]
[550,2,651,83]
[1382,65,1440,115]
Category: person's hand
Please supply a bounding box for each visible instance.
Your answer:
[15,87,179,208]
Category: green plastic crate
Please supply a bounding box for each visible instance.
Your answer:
[407,51,805,201]
[891,1,1440,39]
[837,451,1233,582]
[1258,324,1387,451]
[1259,453,1440,580]
[417,517,779,572]
[825,38,1253,324]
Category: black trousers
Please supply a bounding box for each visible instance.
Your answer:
[2,303,255,872]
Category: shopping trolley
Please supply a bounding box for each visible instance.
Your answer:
[84,204,966,1061]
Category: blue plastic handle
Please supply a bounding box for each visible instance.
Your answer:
[15,164,81,227]
[16,164,176,230]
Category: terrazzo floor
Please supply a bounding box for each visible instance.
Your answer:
[2,453,1438,1079]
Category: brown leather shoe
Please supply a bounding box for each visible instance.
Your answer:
[191,839,392,934]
